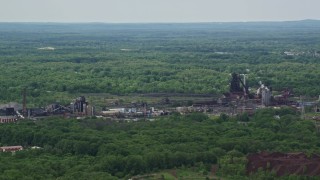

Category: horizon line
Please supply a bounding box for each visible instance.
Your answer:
[0,19,319,24]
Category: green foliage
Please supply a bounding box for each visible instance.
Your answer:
[219,113,229,122]
[249,169,277,180]
[1,23,320,105]
[0,108,319,178]
[1,22,320,179]
[185,112,209,122]
[237,112,250,122]
[218,153,247,178]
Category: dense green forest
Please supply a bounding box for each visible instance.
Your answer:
[1,22,320,179]
[0,21,320,106]
[0,108,319,179]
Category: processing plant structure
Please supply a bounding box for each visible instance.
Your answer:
[1,72,319,123]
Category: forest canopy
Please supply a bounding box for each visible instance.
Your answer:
[0,108,319,179]
[0,22,320,106]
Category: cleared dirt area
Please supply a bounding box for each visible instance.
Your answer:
[247,152,320,176]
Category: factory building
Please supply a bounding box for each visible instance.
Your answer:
[256,83,272,106]
[71,96,89,116]
[261,87,272,106]
[0,116,17,123]
[0,107,18,123]
[0,146,23,152]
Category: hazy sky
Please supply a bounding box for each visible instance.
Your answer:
[0,0,319,22]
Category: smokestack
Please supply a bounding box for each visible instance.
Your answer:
[22,88,27,117]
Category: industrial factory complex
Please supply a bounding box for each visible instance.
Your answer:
[0,73,320,123]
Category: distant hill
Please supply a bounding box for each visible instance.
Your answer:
[0,20,320,33]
